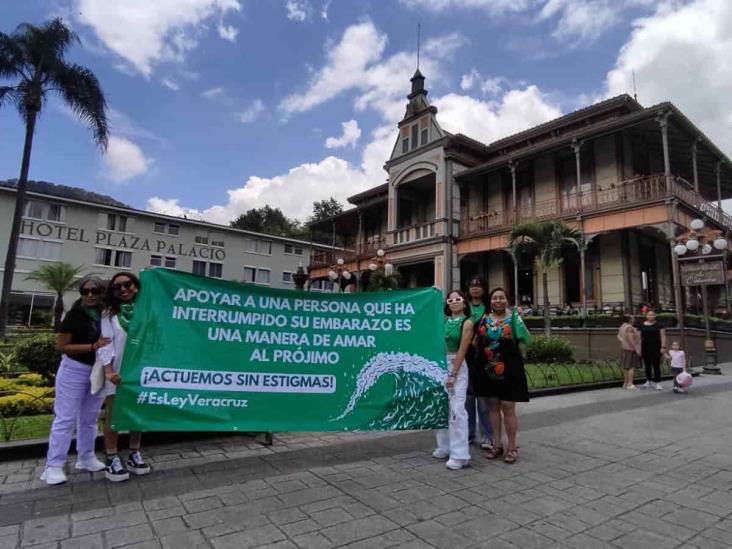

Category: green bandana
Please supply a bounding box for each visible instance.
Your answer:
[82,306,100,321]
[117,302,135,332]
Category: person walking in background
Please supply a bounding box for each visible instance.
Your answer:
[41,277,110,485]
[668,341,688,393]
[640,309,667,391]
[478,288,531,464]
[465,277,493,448]
[433,290,473,470]
[617,314,641,390]
[98,272,151,482]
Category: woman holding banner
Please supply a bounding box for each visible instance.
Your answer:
[97,272,151,482]
[477,288,530,464]
[41,277,110,485]
[433,290,473,470]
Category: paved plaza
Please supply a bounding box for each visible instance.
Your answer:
[2,371,732,549]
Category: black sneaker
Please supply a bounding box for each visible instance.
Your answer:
[105,455,130,482]
[127,451,151,475]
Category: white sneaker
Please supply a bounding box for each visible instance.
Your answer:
[655,383,663,391]
[75,456,106,472]
[676,387,685,393]
[627,384,638,390]
[642,381,652,388]
[431,449,449,459]
[446,458,469,470]
[480,440,493,450]
[40,466,67,485]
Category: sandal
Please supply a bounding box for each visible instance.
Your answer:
[504,448,519,464]
[485,445,504,459]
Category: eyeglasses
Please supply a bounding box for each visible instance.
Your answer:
[446,296,464,305]
[79,287,102,296]
[469,281,482,287]
[111,280,135,292]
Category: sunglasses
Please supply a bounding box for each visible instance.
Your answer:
[111,280,136,292]
[79,287,102,296]
[469,281,482,287]
[446,296,464,305]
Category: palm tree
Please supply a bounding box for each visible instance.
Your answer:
[509,220,581,336]
[25,263,86,331]
[0,18,108,337]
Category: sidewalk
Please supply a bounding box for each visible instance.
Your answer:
[2,370,732,548]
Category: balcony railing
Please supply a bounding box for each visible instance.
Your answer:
[459,174,730,237]
[396,221,436,244]
[309,236,388,268]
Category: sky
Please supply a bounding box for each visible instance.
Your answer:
[1,0,731,225]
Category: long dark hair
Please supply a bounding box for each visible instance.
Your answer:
[70,276,105,311]
[105,272,141,316]
[444,289,471,317]
[467,275,490,309]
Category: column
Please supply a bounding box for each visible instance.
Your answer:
[580,244,587,319]
[692,138,700,193]
[509,161,517,223]
[511,249,519,308]
[657,111,672,193]
[571,139,583,210]
[716,161,723,213]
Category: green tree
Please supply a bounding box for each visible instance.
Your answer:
[230,205,304,237]
[308,197,343,224]
[0,18,108,337]
[509,220,581,336]
[25,263,85,331]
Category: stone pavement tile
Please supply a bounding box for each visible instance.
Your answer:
[406,519,472,549]
[686,534,732,549]
[498,527,555,549]
[105,523,155,548]
[309,507,353,527]
[58,533,103,549]
[342,500,377,519]
[563,533,615,548]
[343,528,418,549]
[526,518,578,541]
[290,532,334,549]
[661,507,724,529]
[151,516,189,536]
[695,526,732,545]
[621,509,699,542]
[583,519,635,542]
[280,519,322,538]
[476,499,542,526]
[277,486,343,507]
[200,514,270,539]
[0,524,20,549]
[458,514,517,541]
[146,505,186,521]
[320,515,399,546]
[433,505,485,527]
[542,512,592,535]
[610,529,681,549]
[296,495,354,514]
[20,515,70,546]
[350,489,402,512]
[521,495,574,517]
[209,524,287,549]
[143,496,181,512]
[159,530,210,549]
[267,507,308,526]
[72,510,147,536]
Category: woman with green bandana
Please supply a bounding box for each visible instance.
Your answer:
[97,272,151,482]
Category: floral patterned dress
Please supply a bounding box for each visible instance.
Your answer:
[476,308,531,402]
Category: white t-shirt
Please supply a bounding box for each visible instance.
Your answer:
[668,349,686,369]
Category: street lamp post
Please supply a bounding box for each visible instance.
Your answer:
[673,218,728,374]
[328,258,353,292]
[292,261,309,291]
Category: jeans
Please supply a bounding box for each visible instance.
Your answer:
[466,393,492,442]
[436,358,470,461]
[46,356,104,467]
[671,366,683,388]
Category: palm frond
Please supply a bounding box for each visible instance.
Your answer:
[25,263,85,294]
[14,18,79,70]
[50,61,108,149]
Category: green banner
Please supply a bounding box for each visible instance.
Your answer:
[111,268,448,432]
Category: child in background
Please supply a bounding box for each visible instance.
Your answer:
[668,341,688,393]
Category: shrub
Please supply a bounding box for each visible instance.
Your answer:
[13,334,59,386]
[526,335,574,364]
[0,387,55,416]
[0,351,18,374]
[16,373,46,387]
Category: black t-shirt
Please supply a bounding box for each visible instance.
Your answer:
[640,322,662,356]
[59,308,101,366]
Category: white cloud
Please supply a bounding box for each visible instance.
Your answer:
[161,78,180,90]
[325,120,362,149]
[460,68,506,95]
[201,87,226,100]
[74,0,242,76]
[279,21,466,121]
[605,0,732,153]
[217,23,239,42]
[238,99,265,123]
[146,197,204,219]
[321,0,332,20]
[399,0,533,15]
[435,86,562,144]
[103,136,151,183]
[286,0,309,21]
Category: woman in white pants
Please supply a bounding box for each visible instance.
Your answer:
[433,290,473,470]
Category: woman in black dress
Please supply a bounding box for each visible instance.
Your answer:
[640,309,667,390]
[476,288,530,464]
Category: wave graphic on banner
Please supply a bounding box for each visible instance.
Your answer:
[333,352,447,429]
